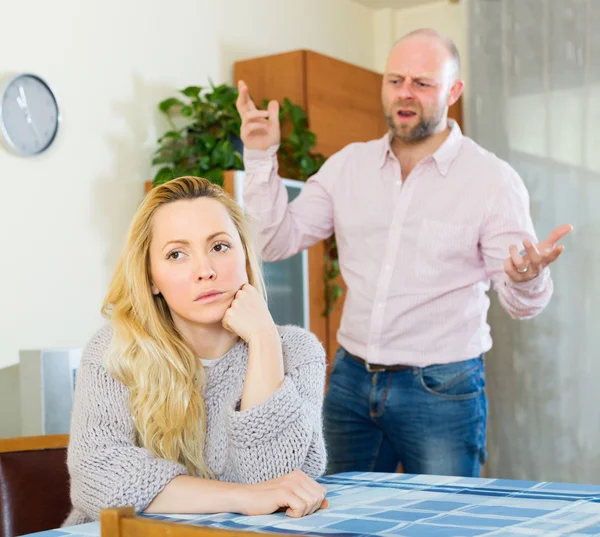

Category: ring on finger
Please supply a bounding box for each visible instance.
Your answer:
[516,248,530,274]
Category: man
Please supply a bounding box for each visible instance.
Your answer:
[235,28,572,477]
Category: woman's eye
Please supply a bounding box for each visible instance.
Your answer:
[214,242,230,253]
[168,251,183,260]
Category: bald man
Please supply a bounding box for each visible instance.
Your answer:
[236,29,572,477]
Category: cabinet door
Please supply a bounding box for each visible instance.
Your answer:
[305,51,388,157]
[234,50,306,107]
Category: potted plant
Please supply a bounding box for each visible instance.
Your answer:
[151,82,242,190]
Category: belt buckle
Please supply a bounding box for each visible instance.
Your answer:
[365,362,386,373]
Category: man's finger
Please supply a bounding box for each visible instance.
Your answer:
[504,257,523,281]
[267,99,279,126]
[236,80,257,113]
[539,224,574,249]
[522,239,542,266]
[244,122,269,134]
[508,244,528,274]
[246,110,269,121]
[542,244,565,266]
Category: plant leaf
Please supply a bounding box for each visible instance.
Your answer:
[198,155,211,171]
[159,98,184,113]
[153,167,175,185]
[288,103,307,125]
[152,156,172,166]
[233,152,243,170]
[203,168,224,187]
[180,86,203,98]
[159,130,182,141]
[197,133,217,151]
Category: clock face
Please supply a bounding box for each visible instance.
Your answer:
[0,74,60,156]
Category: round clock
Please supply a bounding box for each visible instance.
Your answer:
[0,73,60,156]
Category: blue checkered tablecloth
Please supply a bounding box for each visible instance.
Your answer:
[24,472,600,537]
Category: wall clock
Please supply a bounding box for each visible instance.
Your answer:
[0,73,60,156]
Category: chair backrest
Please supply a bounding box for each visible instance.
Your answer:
[0,434,71,537]
[100,508,290,537]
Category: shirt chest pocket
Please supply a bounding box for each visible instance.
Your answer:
[415,219,478,281]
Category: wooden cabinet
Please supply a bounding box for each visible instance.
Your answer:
[233,49,463,360]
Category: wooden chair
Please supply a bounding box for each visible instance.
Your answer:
[0,434,71,537]
[101,508,289,537]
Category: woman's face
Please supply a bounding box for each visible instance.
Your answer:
[149,197,248,328]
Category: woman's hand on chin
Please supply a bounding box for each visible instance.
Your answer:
[222,284,277,344]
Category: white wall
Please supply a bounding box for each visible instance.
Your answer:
[372,0,469,125]
[0,0,375,436]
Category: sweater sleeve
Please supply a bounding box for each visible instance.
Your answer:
[224,327,327,483]
[67,326,188,520]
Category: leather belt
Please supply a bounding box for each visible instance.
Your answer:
[347,353,412,373]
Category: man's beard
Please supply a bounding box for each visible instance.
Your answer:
[385,106,444,143]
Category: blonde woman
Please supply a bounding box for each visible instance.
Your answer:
[64,176,328,526]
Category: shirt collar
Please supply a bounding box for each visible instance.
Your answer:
[378,119,464,176]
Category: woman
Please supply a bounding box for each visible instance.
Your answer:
[64,176,327,526]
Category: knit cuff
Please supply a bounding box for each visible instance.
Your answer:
[226,375,304,448]
[127,457,189,513]
[74,451,189,519]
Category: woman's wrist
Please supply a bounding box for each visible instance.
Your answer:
[229,482,251,515]
[247,322,279,349]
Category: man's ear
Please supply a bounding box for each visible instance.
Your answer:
[447,79,464,107]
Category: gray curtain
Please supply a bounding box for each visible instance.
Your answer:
[469,0,600,483]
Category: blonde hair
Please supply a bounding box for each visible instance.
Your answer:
[102,176,265,477]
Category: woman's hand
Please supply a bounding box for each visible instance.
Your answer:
[222,284,276,344]
[240,470,329,518]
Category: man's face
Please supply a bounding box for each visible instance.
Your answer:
[382,36,457,143]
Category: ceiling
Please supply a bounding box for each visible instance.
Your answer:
[351,0,451,9]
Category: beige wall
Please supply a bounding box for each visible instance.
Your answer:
[0,0,375,437]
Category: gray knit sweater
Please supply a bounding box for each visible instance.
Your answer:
[63,324,327,526]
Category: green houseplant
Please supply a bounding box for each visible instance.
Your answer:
[152,83,342,316]
[152,82,243,188]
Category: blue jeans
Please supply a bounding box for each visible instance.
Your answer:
[323,348,488,476]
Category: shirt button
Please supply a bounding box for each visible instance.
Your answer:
[370,344,378,351]
[395,180,401,186]
[385,264,391,271]
[378,303,383,308]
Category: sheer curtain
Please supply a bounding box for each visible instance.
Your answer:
[469,0,600,483]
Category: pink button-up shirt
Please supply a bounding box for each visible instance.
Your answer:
[243,121,553,367]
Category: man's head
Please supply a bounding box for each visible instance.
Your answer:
[382,28,464,144]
